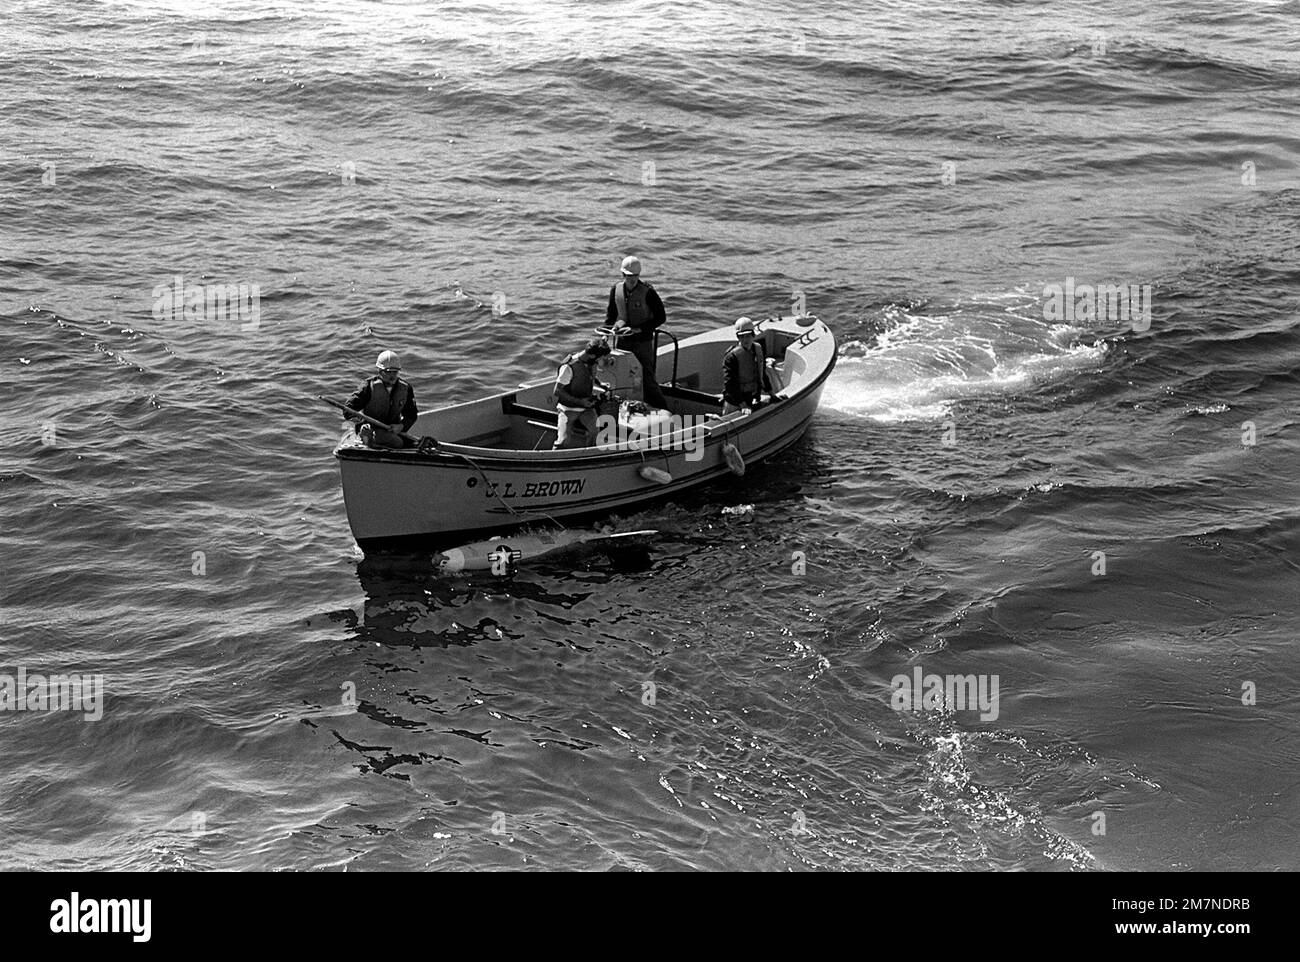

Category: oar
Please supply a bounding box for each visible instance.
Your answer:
[317,395,437,450]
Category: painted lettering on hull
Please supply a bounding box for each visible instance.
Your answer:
[485,478,586,499]
[522,479,586,498]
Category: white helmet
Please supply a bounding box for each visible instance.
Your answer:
[376,350,401,371]
[734,317,756,337]
[620,255,641,276]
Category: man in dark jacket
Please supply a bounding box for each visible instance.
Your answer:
[722,317,772,414]
[605,255,668,409]
[553,338,611,449]
[345,349,419,448]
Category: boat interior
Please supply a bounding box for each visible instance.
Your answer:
[402,322,813,453]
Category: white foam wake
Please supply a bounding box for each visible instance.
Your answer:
[821,296,1108,423]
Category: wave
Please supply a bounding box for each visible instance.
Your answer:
[820,295,1108,422]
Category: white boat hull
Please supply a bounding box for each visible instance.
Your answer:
[334,316,835,549]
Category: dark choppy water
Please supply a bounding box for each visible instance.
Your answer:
[2,0,1298,870]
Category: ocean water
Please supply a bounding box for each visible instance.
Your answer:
[1,0,1298,870]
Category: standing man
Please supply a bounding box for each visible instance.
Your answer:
[722,317,773,414]
[345,349,419,448]
[605,254,668,409]
[553,338,611,449]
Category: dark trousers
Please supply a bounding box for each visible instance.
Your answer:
[628,337,667,409]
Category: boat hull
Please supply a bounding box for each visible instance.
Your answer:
[335,317,835,550]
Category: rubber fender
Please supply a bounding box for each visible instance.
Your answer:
[639,465,672,485]
[723,442,745,476]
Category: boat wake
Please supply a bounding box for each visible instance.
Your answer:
[821,293,1108,423]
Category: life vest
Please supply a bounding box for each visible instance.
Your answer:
[362,376,410,424]
[729,342,765,396]
[553,353,595,407]
[614,280,655,329]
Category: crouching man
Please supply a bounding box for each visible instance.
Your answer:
[553,338,611,449]
[346,350,418,449]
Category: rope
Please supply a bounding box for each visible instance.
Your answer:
[448,449,566,532]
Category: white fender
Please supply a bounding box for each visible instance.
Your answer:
[638,465,672,485]
[723,442,745,476]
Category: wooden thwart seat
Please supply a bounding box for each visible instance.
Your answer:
[502,387,724,437]
[501,395,559,431]
[659,384,724,410]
